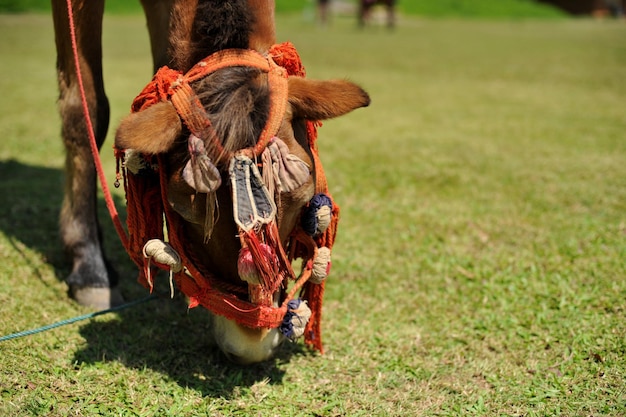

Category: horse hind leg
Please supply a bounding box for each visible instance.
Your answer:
[52,0,122,309]
[386,1,396,29]
[140,0,175,71]
[358,2,367,28]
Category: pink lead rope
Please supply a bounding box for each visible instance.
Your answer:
[65,0,129,251]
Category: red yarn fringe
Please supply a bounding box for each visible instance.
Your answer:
[123,161,164,288]
[301,279,326,353]
[242,229,280,293]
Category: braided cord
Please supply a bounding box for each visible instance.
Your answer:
[0,295,158,343]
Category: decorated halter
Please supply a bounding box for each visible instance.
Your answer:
[115,43,338,352]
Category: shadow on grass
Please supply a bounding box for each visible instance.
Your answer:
[73,294,312,396]
[0,158,132,285]
[0,159,311,396]
[0,159,68,278]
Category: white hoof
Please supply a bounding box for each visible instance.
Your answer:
[211,313,284,364]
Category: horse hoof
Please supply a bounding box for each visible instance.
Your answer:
[71,286,125,309]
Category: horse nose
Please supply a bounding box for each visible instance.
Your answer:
[223,348,268,365]
[223,350,245,364]
[221,343,276,365]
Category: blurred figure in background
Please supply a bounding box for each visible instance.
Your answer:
[358,0,396,29]
[318,0,331,25]
[605,0,624,17]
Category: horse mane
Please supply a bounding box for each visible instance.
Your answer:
[171,0,253,72]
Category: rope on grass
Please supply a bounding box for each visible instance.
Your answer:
[0,294,159,343]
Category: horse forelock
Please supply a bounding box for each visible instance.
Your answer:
[191,67,270,158]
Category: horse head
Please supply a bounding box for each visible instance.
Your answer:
[113,0,369,364]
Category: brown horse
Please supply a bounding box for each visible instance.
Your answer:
[358,0,397,28]
[52,0,369,364]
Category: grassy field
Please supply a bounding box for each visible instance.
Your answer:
[1,12,625,417]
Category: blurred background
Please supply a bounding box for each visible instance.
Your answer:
[0,0,624,19]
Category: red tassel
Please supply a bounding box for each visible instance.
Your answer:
[270,42,306,77]
[124,166,164,283]
[266,221,296,281]
[302,280,325,354]
[243,230,280,293]
[237,247,261,284]
[188,296,200,309]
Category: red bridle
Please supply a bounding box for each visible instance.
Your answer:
[117,43,338,353]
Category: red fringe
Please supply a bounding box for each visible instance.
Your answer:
[242,230,280,293]
[123,165,164,287]
[302,280,325,353]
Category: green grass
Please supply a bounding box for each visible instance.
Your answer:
[1,12,625,417]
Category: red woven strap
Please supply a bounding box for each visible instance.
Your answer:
[172,49,288,163]
[131,66,180,113]
[177,270,288,328]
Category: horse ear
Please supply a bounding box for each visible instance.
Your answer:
[115,102,182,153]
[287,77,370,121]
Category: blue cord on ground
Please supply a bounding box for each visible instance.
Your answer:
[0,294,159,343]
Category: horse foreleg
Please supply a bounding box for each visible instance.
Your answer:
[52,0,122,308]
[140,0,175,71]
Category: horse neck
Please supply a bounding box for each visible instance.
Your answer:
[247,0,276,53]
[170,0,199,71]
[170,0,276,72]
